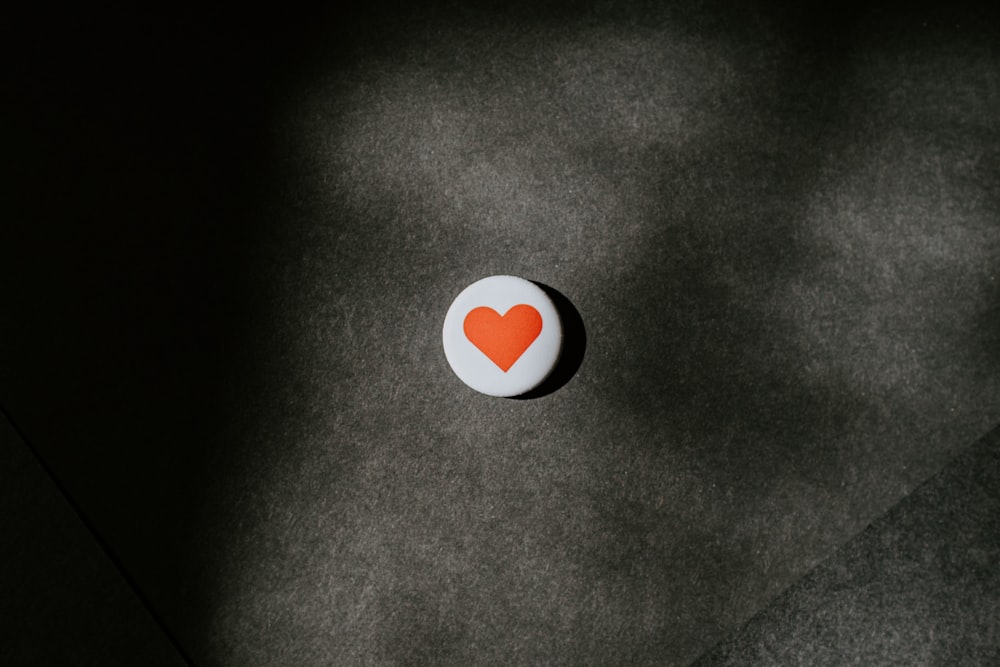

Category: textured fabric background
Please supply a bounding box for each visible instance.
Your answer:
[697,424,1000,666]
[4,1,1000,665]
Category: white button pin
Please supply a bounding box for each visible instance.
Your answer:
[442,275,563,397]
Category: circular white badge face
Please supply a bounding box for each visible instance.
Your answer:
[443,275,562,397]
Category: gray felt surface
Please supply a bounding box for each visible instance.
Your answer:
[696,424,1000,666]
[3,1,1000,665]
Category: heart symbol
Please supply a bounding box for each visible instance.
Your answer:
[463,304,543,372]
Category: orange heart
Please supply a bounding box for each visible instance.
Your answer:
[463,304,543,372]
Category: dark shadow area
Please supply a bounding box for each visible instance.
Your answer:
[2,4,337,663]
[0,409,188,666]
[514,282,587,399]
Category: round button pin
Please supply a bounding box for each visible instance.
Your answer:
[443,275,563,397]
